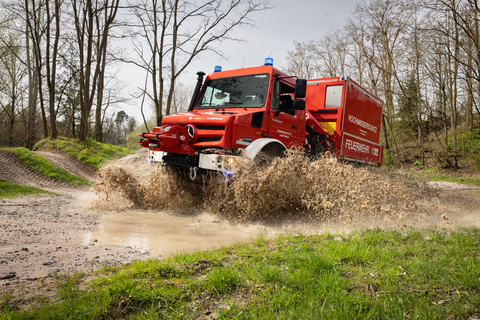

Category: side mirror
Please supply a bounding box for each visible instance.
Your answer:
[295,78,307,99]
[294,99,305,110]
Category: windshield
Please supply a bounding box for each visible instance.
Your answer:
[196,74,269,109]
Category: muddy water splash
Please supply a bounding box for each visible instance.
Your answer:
[204,154,437,222]
[94,163,206,211]
[95,154,438,223]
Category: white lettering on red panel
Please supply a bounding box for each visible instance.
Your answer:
[277,129,292,139]
[348,114,378,134]
[345,138,369,154]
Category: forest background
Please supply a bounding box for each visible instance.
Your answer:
[1,0,479,171]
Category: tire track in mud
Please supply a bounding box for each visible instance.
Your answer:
[0,150,77,190]
[33,150,98,182]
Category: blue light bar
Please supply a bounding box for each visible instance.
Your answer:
[214,65,222,72]
[264,58,273,66]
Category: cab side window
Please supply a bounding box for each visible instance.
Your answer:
[271,81,280,111]
[271,80,295,115]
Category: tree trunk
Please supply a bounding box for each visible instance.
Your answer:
[25,0,37,150]
[466,52,474,131]
[450,4,460,169]
[30,0,48,139]
[75,0,119,143]
[46,0,61,139]
[79,0,94,143]
[165,0,179,117]
[94,76,104,142]
[8,98,15,147]
[94,31,107,142]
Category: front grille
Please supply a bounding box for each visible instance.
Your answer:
[196,125,225,131]
[196,137,222,143]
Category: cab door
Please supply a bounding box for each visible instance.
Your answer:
[268,80,305,149]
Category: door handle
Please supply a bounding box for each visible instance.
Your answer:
[291,125,298,129]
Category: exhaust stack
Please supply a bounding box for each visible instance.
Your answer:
[188,71,206,112]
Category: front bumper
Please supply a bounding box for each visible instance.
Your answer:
[148,150,238,171]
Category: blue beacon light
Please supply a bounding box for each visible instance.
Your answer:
[214,65,222,72]
[222,170,234,179]
[264,58,273,66]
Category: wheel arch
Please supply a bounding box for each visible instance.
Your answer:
[243,138,287,161]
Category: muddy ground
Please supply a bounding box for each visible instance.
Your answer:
[0,148,479,307]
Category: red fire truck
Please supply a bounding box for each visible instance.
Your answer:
[139,59,384,180]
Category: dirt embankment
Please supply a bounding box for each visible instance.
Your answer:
[33,150,98,182]
[0,150,74,190]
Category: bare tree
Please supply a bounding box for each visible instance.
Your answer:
[129,0,271,126]
[45,0,62,138]
[24,4,39,149]
[0,17,27,146]
[285,41,321,79]
[72,0,120,143]
[392,1,430,164]
[285,30,350,80]
[314,29,349,78]
[2,0,48,148]
[93,0,121,143]
[24,0,49,139]
[170,82,190,114]
[349,0,413,155]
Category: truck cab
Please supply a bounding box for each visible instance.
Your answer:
[140,59,309,178]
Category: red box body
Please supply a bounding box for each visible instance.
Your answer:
[305,77,384,166]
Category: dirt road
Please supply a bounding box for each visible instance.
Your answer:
[0,150,152,284]
[1,148,479,307]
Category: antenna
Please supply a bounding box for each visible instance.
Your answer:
[268,51,273,58]
[242,58,245,68]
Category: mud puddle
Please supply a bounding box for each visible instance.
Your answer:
[84,207,438,260]
[84,210,266,258]
[457,189,480,199]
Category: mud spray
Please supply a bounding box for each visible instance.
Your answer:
[94,154,441,226]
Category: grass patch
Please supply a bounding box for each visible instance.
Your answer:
[33,136,135,168]
[3,147,90,185]
[402,168,480,186]
[429,174,480,186]
[3,229,480,319]
[0,179,49,199]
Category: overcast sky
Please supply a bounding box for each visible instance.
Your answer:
[119,0,359,121]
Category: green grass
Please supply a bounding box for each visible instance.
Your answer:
[0,179,49,199]
[33,136,135,168]
[3,147,90,185]
[429,174,480,186]
[402,168,480,186]
[3,229,480,319]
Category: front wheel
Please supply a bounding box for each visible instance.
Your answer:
[253,144,286,167]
